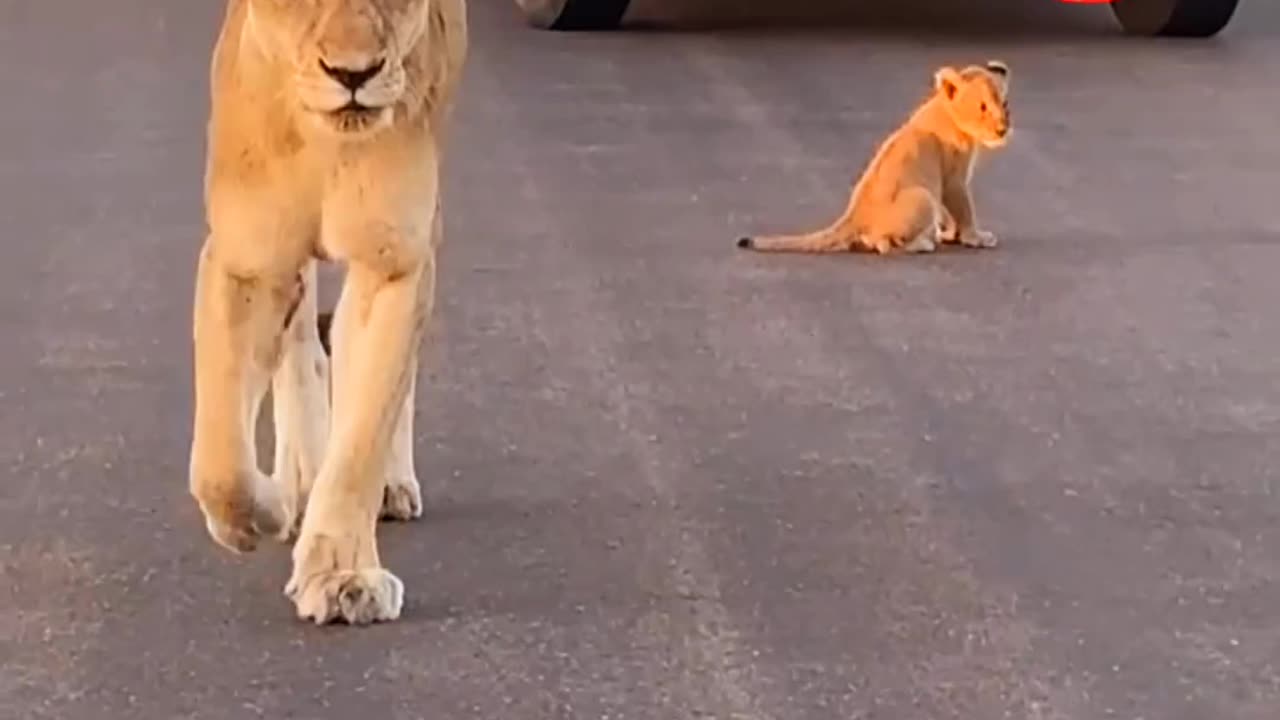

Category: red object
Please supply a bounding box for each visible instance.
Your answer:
[1058,0,1112,4]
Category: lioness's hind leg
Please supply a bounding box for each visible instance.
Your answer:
[381,201,437,524]
[189,243,299,553]
[381,372,423,522]
[271,261,331,541]
[316,282,423,526]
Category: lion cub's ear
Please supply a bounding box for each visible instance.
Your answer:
[985,60,1011,92]
[934,66,963,100]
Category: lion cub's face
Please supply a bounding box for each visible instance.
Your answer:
[247,0,433,137]
[934,61,1012,149]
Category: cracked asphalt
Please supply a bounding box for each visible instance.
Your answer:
[2,1,1279,718]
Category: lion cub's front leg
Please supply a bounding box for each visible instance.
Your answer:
[942,177,998,249]
[286,249,434,625]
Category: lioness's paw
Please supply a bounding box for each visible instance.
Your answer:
[286,530,404,625]
[191,470,288,554]
[285,567,404,625]
[960,230,999,248]
[381,476,423,522]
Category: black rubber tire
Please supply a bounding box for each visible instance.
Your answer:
[514,0,631,31]
[1110,0,1240,37]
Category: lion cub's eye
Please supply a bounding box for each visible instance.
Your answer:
[980,102,988,113]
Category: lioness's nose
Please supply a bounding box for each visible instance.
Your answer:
[319,58,385,91]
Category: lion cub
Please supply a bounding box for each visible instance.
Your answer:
[737,60,1012,255]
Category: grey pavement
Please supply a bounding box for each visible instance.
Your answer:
[2,1,1280,718]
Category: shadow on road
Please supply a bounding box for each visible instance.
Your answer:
[626,0,1125,38]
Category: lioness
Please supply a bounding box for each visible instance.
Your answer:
[188,0,467,625]
[737,61,1012,255]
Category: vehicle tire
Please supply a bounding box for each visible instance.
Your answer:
[1110,0,1240,37]
[514,0,631,30]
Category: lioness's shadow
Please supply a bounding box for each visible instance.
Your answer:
[378,494,673,625]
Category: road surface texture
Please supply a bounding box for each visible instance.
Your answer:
[2,1,1279,718]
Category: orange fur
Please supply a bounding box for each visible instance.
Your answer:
[738,61,1012,255]
[188,0,467,626]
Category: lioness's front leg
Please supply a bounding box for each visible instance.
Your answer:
[942,180,998,248]
[189,242,302,553]
[286,252,433,625]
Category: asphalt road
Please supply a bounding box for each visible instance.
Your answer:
[3,1,1280,718]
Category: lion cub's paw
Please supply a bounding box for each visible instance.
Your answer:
[381,476,423,522]
[864,236,896,255]
[960,230,999,249]
[902,234,939,254]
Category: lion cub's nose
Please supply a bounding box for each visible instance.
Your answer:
[319,58,386,91]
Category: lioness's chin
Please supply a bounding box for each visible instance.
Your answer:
[306,106,394,139]
[983,134,1009,149]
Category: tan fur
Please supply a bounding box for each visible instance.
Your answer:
[188,0,467,625]
[738,61,1012,255]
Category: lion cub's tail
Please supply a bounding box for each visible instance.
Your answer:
[736,226,863,254]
